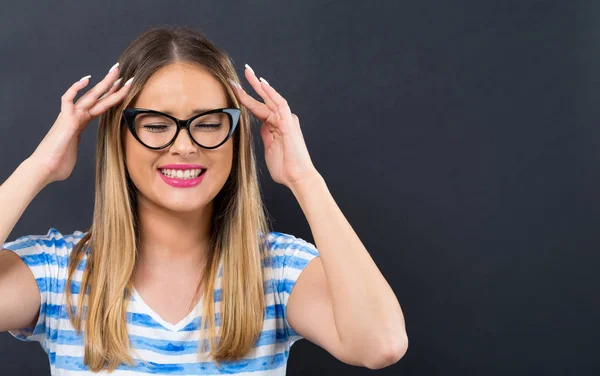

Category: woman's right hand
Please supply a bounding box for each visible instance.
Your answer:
[30,63,133,185]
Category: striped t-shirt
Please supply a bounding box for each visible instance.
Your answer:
[2,228,320,375]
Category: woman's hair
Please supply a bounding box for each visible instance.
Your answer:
[65,25,271,372]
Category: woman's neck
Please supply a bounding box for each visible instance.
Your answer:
[135,196,213,270]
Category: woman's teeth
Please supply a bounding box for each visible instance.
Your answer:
[159,168,204,180]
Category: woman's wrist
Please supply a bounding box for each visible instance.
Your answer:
[20,157,53,192]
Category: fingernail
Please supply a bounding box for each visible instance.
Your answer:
[109,62,119,73]
[79,75,91,82]
[227,78,241,89]
[259,77,270,86]
[245,64,255,74]
[124,77,134,86]
[111,78,123,88]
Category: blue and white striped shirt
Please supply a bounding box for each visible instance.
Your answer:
[2,228,320,375]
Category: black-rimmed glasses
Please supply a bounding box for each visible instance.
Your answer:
[122,108,241,150]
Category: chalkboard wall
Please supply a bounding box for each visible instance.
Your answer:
[0,1,596,375]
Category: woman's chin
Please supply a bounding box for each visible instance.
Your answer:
[160,199,207,213]
[139,189,206,212]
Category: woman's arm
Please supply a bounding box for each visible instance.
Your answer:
[286,173,408,369]
[0,65,131,332]
[0,158,48,332]
[229,65,407,368]
[0,158,47,246]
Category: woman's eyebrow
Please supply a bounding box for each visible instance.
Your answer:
[159,108,213,117]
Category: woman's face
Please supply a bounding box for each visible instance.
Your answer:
[124,62,234,214]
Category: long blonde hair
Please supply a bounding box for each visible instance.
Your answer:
[65,25,271,372]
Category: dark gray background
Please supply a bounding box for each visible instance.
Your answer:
[0,1,598,375]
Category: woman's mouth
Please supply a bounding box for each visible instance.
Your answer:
[159,168,204,179]
[158,168,206,188]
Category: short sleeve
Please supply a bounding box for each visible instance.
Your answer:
[1,228,81,346]
[267,232,320,345]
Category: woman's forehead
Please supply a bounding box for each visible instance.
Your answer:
[135,62,228,114]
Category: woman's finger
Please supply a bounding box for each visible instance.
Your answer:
[255,78,297,135]
[88,77,133,117]
[75,62,121,109]
[243,65,278,113]
[228,78,271,120]
[97,77,122,101]
[61,76,92,114]
[257,78,295,124]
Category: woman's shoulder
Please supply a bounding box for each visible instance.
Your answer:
[2,227,88,258]
[265,231,316,249]
[263,231,320,269]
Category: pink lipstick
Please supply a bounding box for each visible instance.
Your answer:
[157,164,206,188]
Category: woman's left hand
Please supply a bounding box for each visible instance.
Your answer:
[229,64,320,190]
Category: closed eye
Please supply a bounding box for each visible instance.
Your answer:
[143,124,172,132]
[194,123,222,130]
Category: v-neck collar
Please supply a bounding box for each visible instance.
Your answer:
[131,287,203,332]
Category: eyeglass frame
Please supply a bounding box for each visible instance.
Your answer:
[122,107,241,150]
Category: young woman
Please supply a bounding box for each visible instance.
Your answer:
[0,26,407,375]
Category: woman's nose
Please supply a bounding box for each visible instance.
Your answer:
[169,129,197,155]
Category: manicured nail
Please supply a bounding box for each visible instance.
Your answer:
[259,77,270,86]
[227,78,241,89]
[109,62,119,73]
[79,75,91,82]
[245,64,255,74]
[124,77,134,86]
[111,78,123,88]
